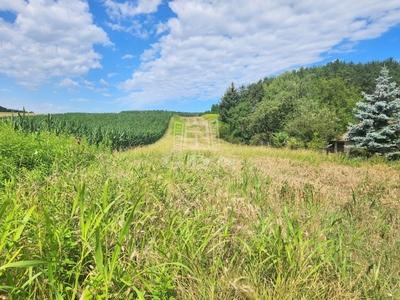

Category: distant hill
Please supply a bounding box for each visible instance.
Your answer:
[0,106,33,113]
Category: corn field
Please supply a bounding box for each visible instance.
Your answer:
[1,111,178,150]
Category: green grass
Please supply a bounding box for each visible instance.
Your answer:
[1,111,173,150]
[0,116,399,299]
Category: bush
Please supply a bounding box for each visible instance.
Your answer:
[271,132,288,148]
[218,122,230,140]
[385,152,400,161]
[286,137,302,150]
[249,133,270,146]
[347,147,369,159]
[0,122,102,187]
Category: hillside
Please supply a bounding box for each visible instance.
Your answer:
[216,58,400,149]
[0,106,26,113]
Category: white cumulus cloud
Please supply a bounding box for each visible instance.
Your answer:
[103,0,163,38]
[58,78,80,88]
[118,0,400,108]
[99,79,108,85]
[122,54,134,59]
[104,0,162,19]
[0,0,112,89]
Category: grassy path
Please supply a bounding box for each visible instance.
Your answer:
[109,115,399,298]
[123,115,400,208]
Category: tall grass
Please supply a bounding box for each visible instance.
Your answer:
[0,116,399,299]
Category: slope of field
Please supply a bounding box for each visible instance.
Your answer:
[1,111,173,150]
[1,115,399,299]
[0,106,27,113]
[0,112,36,117]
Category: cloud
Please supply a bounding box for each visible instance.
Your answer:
[118,0,400,108]
[82,80,95,90]
[155,22,169,35]
[104,21,126,31]
[69,97,92,102]
[122,54,134,59]
[104,0,162,19]
[108,73,118,78]
[83,80,94,86]
[0,0,112,89]
[94,87,109,93]
[58,78,80,88]
[99,79,108,85]
[104,0,163,38]
[105,17,155,38]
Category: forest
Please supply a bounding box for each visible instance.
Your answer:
[214,58,400,149]
[0,106,29,113]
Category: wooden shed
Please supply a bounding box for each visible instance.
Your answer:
[326,132,354,153]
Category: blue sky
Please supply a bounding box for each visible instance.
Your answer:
[1,0,400,114]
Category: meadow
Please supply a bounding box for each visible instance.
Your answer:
[0,114,399,299]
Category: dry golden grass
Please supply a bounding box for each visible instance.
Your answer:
[0,112,37,117]
[126,115,400,208]
[125,116,400,297]
[0,112,15,117]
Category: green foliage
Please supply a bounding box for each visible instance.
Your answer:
[311,77,363,132]
[238,80,265,106]
[285,100,341,148]
[1,111,173,150]
[0,122,100,187]
[271,131,289,148]
[286,137,302,150]
[347,67,400,158]
[245,74,301,145]
[216,58,400,150]
[0,106,29,113]
[218,121,231,141]
[208,104,220,114]
[219,82,240,123]
[249,132,269,146]
[225,101,253,144]
[249,92,294,141]
[296,57,400,94]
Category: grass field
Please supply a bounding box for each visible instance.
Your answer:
[0,112,36,117]
[0,115,399,299]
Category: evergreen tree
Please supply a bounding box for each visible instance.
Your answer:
[347,67,400,158]
[219,82,239,123]
[210,104,219,114]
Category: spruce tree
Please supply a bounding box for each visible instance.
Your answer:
[347,67,400,159]
[219,82,239,123]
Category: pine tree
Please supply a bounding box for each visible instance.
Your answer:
[347,67,400,159]
[219,82,239,123]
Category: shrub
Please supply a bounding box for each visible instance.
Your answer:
[0,122,102,187]
[271,131,288,148]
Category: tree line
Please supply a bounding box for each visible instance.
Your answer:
[0,106,32,113]
[213,58,400,149]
